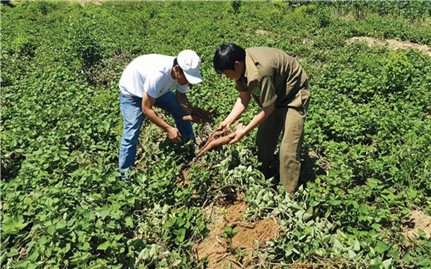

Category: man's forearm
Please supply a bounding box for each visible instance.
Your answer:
[143,107,172,132]
[243,104,275,135]
[176,92,193,113]
[225,97,247,124]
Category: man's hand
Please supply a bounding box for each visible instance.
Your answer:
[193,108,212,123]
[182,108,213,123]
[166,127,182,143]
[228,129,246,144]
[218,120,231,132]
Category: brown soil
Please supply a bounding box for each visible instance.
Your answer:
[232,218,279,249]
[224,202,248,223]
[346,37,431,57]
[194,196,280,269]
[402,210,431,240]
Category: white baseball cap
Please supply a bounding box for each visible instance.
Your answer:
[177,50,202,84]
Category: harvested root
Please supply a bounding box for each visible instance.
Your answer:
[196,129,232,158]
[196,135,232,158]
[203,129,228,147]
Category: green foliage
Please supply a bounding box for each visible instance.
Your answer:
[231,0,241,14]
[10,36,36,58]
[383,51,414,92]
[221,225,239,254]
[163,208,207,248]
[71,24,103,70]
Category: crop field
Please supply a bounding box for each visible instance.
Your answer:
[1,1,431,268]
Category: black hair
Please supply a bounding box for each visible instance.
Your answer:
[213,43,245,74]
[173,58,183,72]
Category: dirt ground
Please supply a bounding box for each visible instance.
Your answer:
[402,210,431,240]
[193,195,280,269]
[346,36,431,57]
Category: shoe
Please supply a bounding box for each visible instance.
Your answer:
[119,169,129,181]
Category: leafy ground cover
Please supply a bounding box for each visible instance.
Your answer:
[1,1,431,268]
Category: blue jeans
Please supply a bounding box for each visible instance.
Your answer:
[119,91,194,173]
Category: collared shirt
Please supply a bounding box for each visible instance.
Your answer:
[235,47,308,108]
[119,54,187,99]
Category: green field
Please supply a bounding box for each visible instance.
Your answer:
[1,1,431,268]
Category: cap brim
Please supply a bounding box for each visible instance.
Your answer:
[184,71,202,84]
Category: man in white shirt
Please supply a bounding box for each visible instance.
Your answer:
[118,50,207,179]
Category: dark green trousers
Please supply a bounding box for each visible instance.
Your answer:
[256,88,310,192]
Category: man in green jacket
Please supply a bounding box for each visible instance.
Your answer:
[213,43,310,192]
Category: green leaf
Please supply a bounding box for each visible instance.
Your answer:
[303,212,313,222]
[353,239,360,251]
[401,252,412,264]
[97,241,111,251]
[417,257,431,266]
[347,249,356,259]
[2,215,29,235]
[333,238,343,250]
[375,241,389,254]
[80,242,91,251]
[124,217,133,228]
[27,246,39,261]
[175,228,186,243]
[7,247,19,257]
[382,258,392,269]
[371,223,381,231]
[56,219,67,231]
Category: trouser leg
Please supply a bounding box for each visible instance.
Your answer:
[119,94,144,173]
[279,108,304,192]
[279,89,310,192]
[155,91,194,142]
[256,108,286,179]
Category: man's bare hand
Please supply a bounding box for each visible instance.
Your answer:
[217,120,231,132]
[182,108,213,123]
[228,129,246,144]
[167,127,182,143]
[193,108,212,123]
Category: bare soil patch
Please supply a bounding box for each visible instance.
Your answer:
[232,218,279,249]
[346,37,431,57]
[402,210,431,240]
[194,195,280,269]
